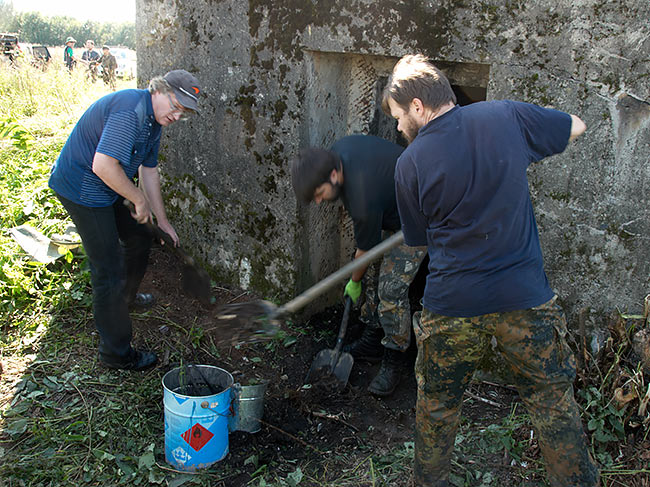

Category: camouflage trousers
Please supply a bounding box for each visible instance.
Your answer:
[359,239,426,351]
[412,297,599,487]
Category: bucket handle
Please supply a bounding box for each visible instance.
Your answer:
[199,383,240,417]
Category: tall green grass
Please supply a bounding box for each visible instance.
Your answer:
[0,58,111,135]
[0,61,132,345]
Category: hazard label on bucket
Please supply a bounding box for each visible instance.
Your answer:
[181,423,214,451]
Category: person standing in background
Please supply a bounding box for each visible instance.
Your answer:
[99,45,117,91]
[63,36,77,71]
[81,40,100,82]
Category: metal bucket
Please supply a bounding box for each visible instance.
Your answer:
[230,381,268,433]
[162,365,233,470]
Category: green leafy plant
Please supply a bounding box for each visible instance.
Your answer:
[0,117,34,150]
[188,323,204,349]
[579,386,626,466]
[575,308,650,483]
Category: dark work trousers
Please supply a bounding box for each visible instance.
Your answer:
[57,193,152,360]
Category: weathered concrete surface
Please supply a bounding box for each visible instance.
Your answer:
[136,0,650,326]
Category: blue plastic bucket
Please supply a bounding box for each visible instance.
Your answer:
[162,365,233,470]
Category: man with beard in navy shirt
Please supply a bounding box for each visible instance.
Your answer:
[382,54,598,487]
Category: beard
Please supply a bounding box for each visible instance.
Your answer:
[328,181,342,201]
[400,116,421,144]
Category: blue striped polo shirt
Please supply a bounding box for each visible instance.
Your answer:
[49,89,161,207]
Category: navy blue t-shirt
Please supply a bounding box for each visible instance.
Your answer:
[49,89,161,207]
[394,100,572,317]
[332,135,404,250]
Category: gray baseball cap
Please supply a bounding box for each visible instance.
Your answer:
[163,70,202,113]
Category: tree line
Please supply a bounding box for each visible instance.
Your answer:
[0,1,135,49]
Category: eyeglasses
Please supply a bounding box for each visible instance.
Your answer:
[166,93,191,121]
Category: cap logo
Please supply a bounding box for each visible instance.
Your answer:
[191,86,200,95]
[177,86,198,102]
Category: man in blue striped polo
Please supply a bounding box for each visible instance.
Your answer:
[49,70,202,371]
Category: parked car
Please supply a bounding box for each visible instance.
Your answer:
[1,32,21,63]
[29,45,52,69]
[110,47,136,80]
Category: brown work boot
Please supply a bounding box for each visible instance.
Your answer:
[368,348,402,397]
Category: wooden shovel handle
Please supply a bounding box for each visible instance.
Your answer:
[123,199,197,265]
[276,231,405,317]
[123,199,174,245]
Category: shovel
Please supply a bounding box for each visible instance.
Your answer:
[305,296,354,388]
[124,200,212,305]
[214,231,405,339]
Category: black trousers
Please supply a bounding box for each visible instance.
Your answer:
[57,194,152,360]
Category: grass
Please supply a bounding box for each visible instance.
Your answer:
[0,59,164,486]
[0,59,117,334]
[0,58,648,487]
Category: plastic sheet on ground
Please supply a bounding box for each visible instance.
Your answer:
[8,224,80,264]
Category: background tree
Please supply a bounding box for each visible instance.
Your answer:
[0,0,15,32]
[0,1,135,49]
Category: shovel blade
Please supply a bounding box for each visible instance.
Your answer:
[331,352,353,385]
[305,349,333,382]
[181,263,212,306]
[305,349,354,389]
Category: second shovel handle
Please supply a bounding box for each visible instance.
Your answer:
[333,297,352,355]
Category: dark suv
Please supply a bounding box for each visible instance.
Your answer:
[30,45,52,68]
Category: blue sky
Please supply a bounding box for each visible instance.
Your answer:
[14,0,135,23]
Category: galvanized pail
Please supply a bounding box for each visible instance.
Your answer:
[230,380,268,433]
[162,365,233,470]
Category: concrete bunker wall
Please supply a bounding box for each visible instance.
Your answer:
[136,0,650,330]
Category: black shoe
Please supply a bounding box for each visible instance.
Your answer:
[343,326,384,362]
[100,349,158,371]
[368,349,403,397]
[129,293,156,309]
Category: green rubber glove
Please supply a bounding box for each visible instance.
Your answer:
[344,279,362,304]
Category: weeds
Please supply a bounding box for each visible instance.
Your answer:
[0,117,34,150]
[0,107,90,337]
[576,304,650,485]
[0,62,110,333]
[0,60,106,137]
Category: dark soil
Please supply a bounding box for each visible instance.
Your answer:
[131,245,646,487]
[137,247,426,482]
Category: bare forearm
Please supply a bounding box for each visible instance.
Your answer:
[139,166,168,224]
[139,166,179,245]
